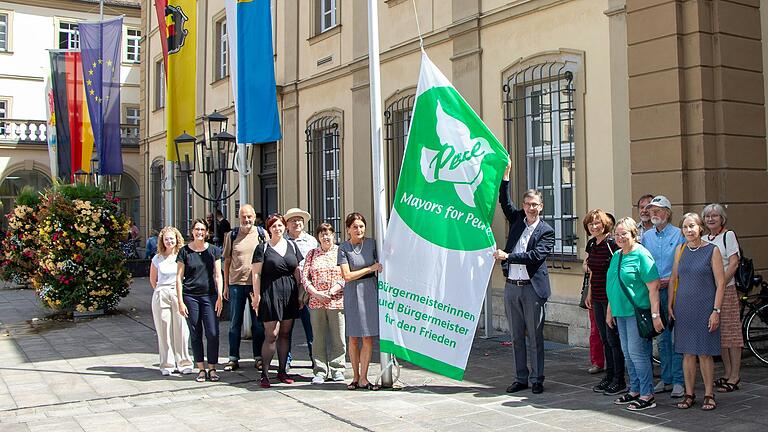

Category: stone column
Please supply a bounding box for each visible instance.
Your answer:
[627,0,768,267]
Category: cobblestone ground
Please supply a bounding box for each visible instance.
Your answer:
[1,278,767,431]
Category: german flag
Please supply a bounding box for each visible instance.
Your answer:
[49,50,95,181]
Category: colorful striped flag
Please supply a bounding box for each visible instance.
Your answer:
[49,50,96,181]
[162,0,197,161]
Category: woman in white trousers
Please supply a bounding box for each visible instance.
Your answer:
[150,226,193,375]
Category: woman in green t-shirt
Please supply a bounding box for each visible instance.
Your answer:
[606,217,662,411]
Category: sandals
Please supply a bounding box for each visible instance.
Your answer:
[676,394,696,409]
[196,370,207,383]
[701,395,716,411]
[223,361,239,371]
[614,393,639,405]
[347,381,359,390]
[208,369,220,382]
[362,382,380,391]
[714,377,727,387]
[716,378,740,393]
[626,397,656,411]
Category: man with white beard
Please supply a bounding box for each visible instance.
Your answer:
[636,194,654,242]
[641,196,685,398]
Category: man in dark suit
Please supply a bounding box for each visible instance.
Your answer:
[494,159,555,394]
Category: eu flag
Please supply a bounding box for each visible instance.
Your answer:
[79,17,123,175]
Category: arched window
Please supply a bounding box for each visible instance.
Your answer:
[384,91,415,213]
[150,159,165,232]
[0,169,52,230]
[504,58,579,260]
[117,173,141,233]
[305,115,342,236]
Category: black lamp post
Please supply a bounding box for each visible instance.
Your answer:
[174,110,239,247]
[90,155,122,198]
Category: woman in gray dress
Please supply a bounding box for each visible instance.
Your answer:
[668,213,725,411]
[338,212,381,391]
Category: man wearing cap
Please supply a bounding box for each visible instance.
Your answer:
[284,207,319,370]
[641,195,685,398]
[222,204,267,372]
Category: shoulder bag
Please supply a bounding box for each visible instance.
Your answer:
[616,252,666,339]
[723,231,755,293]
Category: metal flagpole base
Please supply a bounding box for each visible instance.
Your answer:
[380,352,393,388]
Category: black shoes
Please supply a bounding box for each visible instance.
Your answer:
[593,377,611,393]
[603,382,627,396]
[506,382,528,393]
[506,381,544,394]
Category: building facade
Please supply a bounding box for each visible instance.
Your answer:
[0,0,143,229]
[139,0,768,345]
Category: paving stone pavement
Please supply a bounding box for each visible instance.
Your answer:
[1,278,768,431]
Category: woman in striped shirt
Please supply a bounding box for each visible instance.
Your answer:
[583,209,625,396]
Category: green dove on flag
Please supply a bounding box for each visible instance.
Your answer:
[379,51,509,380]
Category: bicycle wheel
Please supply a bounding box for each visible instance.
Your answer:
[745,304,768,365]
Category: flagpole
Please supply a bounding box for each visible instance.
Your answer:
[367,0,393,388]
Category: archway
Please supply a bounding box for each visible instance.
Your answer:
[0,169,52,231]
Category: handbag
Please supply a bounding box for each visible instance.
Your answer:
[616,252,666,339]
[579,272,590,309]
[723,231,756,293]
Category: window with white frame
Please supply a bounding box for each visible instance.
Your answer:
[0,99,7,135]
[214,19,228,80]
[318,0,337,33]
[126,28,141,63]
[0,14,8,52]
[504,66,576,257]
[58,22,79,49]
[125,106,140,125]
[154,60,165,109]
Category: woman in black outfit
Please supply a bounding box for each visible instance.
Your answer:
[251,213,303,388]
[176,218,223,382]
[583,209,625,396]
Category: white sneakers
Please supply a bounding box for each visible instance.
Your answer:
[671,383,685,398]
[160,369,172,376]
[311,375,325,385]
[331,371,345,382]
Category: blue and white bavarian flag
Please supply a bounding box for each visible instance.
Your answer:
[225,0,281,144]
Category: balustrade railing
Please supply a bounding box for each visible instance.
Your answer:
[0,119,140,146]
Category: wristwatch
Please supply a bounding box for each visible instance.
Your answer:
[713,307,721,314]
[651,312,659,319]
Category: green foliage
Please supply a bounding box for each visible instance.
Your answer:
[14,186,41,207]
[2,185,132,313]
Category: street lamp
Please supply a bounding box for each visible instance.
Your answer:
[174,110,240,246]
[90,155,122,198]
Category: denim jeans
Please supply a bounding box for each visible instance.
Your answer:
[616,316,654,397]
[287,305,314,365]
[183,294,219,365]
[227,284,265,361]
[658,287,684,385]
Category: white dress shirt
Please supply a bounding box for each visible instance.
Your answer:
[508,218,540,281]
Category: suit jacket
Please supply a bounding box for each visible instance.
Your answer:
[499,180,555,299]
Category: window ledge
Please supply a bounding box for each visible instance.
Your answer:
[385,0,408,6]
[308,24,341,45]
[210,75,230,87]
[0,50,12,55]
[122,61,140,67]
[152,107,164,113]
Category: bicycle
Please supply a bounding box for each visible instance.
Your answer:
[739,276,768,365]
